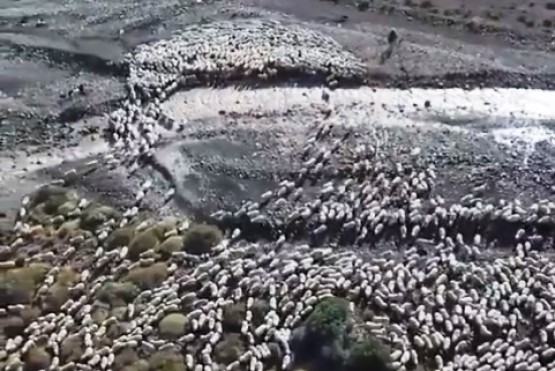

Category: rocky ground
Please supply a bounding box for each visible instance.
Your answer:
[1,0,555,371]
[254,0,555,51]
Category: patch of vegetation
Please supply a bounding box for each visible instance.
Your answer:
[150,218,180,238]
[292,296,392,371]
[28,204,49,225]
[56,199,78,217]
[96,282,140,306]
[114,348,139,371]
[182,224,223,255]
[29,186,74,209]
[56,219,81,239]
[110,306,129,321]
[80,203,120,231]
[105,227,136,250]
[121,360,149,371]
[122,263,168,290]
[156,236,184,258]
[0,263,50,305]
[128,228,160,260]
[344,332,393,371]
[305,297,350,341]
[222,302,247,332]
[91,304,110,324]
[251,299,270,327]
[41,266,79,313]
[60,334,84,363]
[23,346,51,371]
[20,306,40,325]
[148,349,186,371]
[213,334,246,364]
[158,313,188,339]
[82,236,99,249]
[0,316,25,337]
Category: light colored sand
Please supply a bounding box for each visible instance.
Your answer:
[163,86,555,140]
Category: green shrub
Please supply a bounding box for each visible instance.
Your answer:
[60,335,84,363]
[158,313,188,339]
[148,350,186,371]
[222,302,246,332]
[122,263,168,290]
[156,236,184,257]
[24,346,51,371]
[128,228,160,260]
[213,334,246,364]
[182,224,223,255]
[96,282,140,306]
[29,186,73,209]
[305,297,350,341]
[105,227,136,250]
[80,203,120,230]
[344,333,393,371]
[0,263,50,305]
